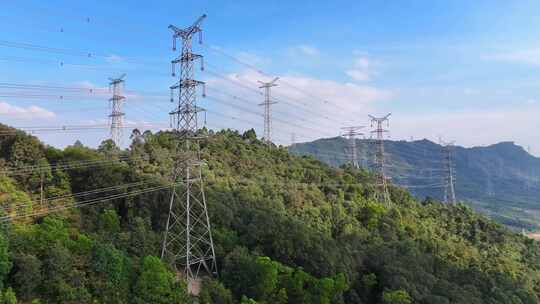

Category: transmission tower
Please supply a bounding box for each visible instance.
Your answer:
[341,126,364,168]
[258,77,279,145]
[108,74,126,147]
[369,114,391,205]
[161,14,217,295]
[440,140,457,204]
[289,132,296,153]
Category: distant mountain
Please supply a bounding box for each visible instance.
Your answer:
[291,137,540,230]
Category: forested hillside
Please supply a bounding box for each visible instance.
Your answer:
[292,137,540,231]
[0,123,540,303]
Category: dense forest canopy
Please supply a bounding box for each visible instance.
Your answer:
[0,123,539,303]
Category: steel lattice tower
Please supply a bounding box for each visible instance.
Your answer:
[341,126,364,169]
[369,114,391,205]
[161,14,217,295]
[440,140,457,204]
[289,132,296,152]
[258,77,279,145]
[108,74,126,147]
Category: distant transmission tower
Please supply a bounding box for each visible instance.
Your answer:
[289,132,296,152]
[441,140,457,204]
[108,74,126,146]
[341,126,364,168]
[258,77,279,145]
[369,114,391,205]
[161,14,217,295]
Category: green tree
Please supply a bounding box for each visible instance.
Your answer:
[90,244,131,303]
[0,288,17,304]
[199,279,234,304]
[98,209,121,243]
[132,256,188,304]
[223,248,278,301]
[12,253,41,300]
[382,289,412,304]
[0,234,11,290]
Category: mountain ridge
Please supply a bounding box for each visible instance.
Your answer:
[292,137,540,230]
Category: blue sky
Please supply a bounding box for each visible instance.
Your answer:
[2,1,540,154]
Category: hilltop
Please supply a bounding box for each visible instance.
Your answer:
[0,124,539,303]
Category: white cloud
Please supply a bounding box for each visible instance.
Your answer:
[75,80,98,89]
[346,69,371,82]
[74,80,145,101]
[391,105,540,156]
[286,45,321,61]
[485,49,540,66]
[296,44,321,56]
[204,69,391,144]
[353,57,370,69]
[0,101,56,120]
[105,54,125,63]
[345,54,377,82]
[236,52,269,67]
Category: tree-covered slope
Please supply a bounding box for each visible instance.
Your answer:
[292,137,540,230]
[0,124,539,303]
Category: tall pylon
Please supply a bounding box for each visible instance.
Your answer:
[440,140,457,204]
[289,132,296,152]
[341,126,364,168]
[369,114,391,205]
[161,14,217,295]
[108,74,126,147]
[258,77,279,145]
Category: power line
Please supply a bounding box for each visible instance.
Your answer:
[1,155,140,176]
[0,183,173,222]
[203,66,351,128]
[201,43,360,123]
[3,179,160,213]
[206,87,338,136]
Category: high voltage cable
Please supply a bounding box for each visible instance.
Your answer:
[0,82,342,139]
[1,78,358,141]
[0,122,169,135]
[0,176,446,223]
[1,39,373,131]
[0,81,171,98]
[146,93,330,141]
[206,68,343,126]
[0,183,174,222]
[0,39,163,65]
[204,68,263,96]
[301,149,446,172]
[202,43,360,123]
[0,155,148,176]
[2,179,161,212]
[204,67,347,127]
[1,42,368,132]
[205,93,338,138]
[0,55,168,77]
[0,82,168,98]
[0,40,101,58]
[207,87,339,132]
[0,16,469,207]
[294,149,448,181]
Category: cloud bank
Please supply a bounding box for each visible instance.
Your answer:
[0,101,56,120]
